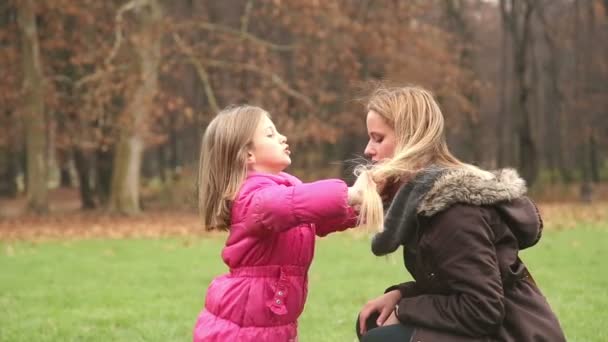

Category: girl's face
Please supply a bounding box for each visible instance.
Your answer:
[248,114,291,174]
[364,110,396,162]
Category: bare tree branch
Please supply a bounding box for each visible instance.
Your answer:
[241,0,254,33]
[173,33,314,110]
[173,33,220,113]
[200,58,316,110]
[106,0,145,66]
[74,0,146,89]
[74,64,129,89]
[176,21,295,51]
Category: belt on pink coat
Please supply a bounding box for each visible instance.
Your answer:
[229,265,307,278]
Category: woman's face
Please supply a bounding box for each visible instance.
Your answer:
[364,110,396,162]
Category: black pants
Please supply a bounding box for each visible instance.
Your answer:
[355,312,415,342]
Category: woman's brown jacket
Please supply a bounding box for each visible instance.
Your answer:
[373,167,566,342]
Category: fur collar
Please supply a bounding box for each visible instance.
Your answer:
[371,166,527,256]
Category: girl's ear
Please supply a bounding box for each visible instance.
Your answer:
[246,149,256,166]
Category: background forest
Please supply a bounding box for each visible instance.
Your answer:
[1,0,606,215]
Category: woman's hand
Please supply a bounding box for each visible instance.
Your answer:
[382,310,400,326]
[358,290,402,335]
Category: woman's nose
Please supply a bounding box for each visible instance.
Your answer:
[364,142,374,158]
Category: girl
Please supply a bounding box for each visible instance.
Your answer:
[355,86,566,341]
[193,105,365,342]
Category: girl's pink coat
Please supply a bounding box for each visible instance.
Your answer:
[193,172,356,342]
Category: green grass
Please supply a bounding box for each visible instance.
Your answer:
[1,226,607,342]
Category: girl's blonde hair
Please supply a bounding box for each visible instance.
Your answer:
[198,105,266,231]
[358,85,488,231]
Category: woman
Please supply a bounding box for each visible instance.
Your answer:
[355,86,566,341]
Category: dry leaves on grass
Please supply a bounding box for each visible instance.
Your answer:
[0,203,605,242]
[0,211,225,241]
[537,202,608,230]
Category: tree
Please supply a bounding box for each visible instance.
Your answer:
[109,0,163,214]
[443,0,484,164]
[500,0,538,186]
[535,0,572,182]
[18,0,48,213]
[0,4,19,198]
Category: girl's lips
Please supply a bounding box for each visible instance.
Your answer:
[285,149,291,155]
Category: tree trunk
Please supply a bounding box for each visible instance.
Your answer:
[445,0,483,165]
[585,2,600,184]
[497,1,511,168]
[18,0,48,213]
[110,135,144,214]
[169,113,179,175]
[58,148,72,187]
[157,144,166,183]
[109,0,162,214]
[0,108,19,197]
[73,147,96,209]
[95,148,113,205]
[589,132,600,183]
[536,2,571,183]
[205,0,248,105]
[501,0,538,186]
[516,2,537,186]
[0,145,18,198]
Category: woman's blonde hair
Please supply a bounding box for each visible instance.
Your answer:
[198,105,266,231]
[358,85,487,231]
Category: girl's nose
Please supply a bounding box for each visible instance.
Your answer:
[280,134,287,143]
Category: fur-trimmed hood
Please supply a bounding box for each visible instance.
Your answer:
[371,166,542,256]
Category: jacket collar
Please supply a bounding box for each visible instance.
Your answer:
[371,166,527,256]
[246,171,300,186]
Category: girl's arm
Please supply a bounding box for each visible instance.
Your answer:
[314,206,358,237]
[242,178,354,235]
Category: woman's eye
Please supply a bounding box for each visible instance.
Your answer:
[370,134,384,143]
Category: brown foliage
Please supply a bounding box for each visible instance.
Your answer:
[0,0,606,210]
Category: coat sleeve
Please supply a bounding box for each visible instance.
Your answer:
[243,178,354,235]
[395,205,506,337]
[315,205,358,237]
[384,281,423,298]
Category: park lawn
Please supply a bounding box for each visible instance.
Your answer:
[1,225,607,342]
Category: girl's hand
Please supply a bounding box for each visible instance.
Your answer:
[348,171,374,206]
[347,186,361,206]
[358,290,402,335]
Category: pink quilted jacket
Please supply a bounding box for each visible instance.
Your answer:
[193,171,356,341]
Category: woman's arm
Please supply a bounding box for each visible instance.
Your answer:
[384,281,423,298]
